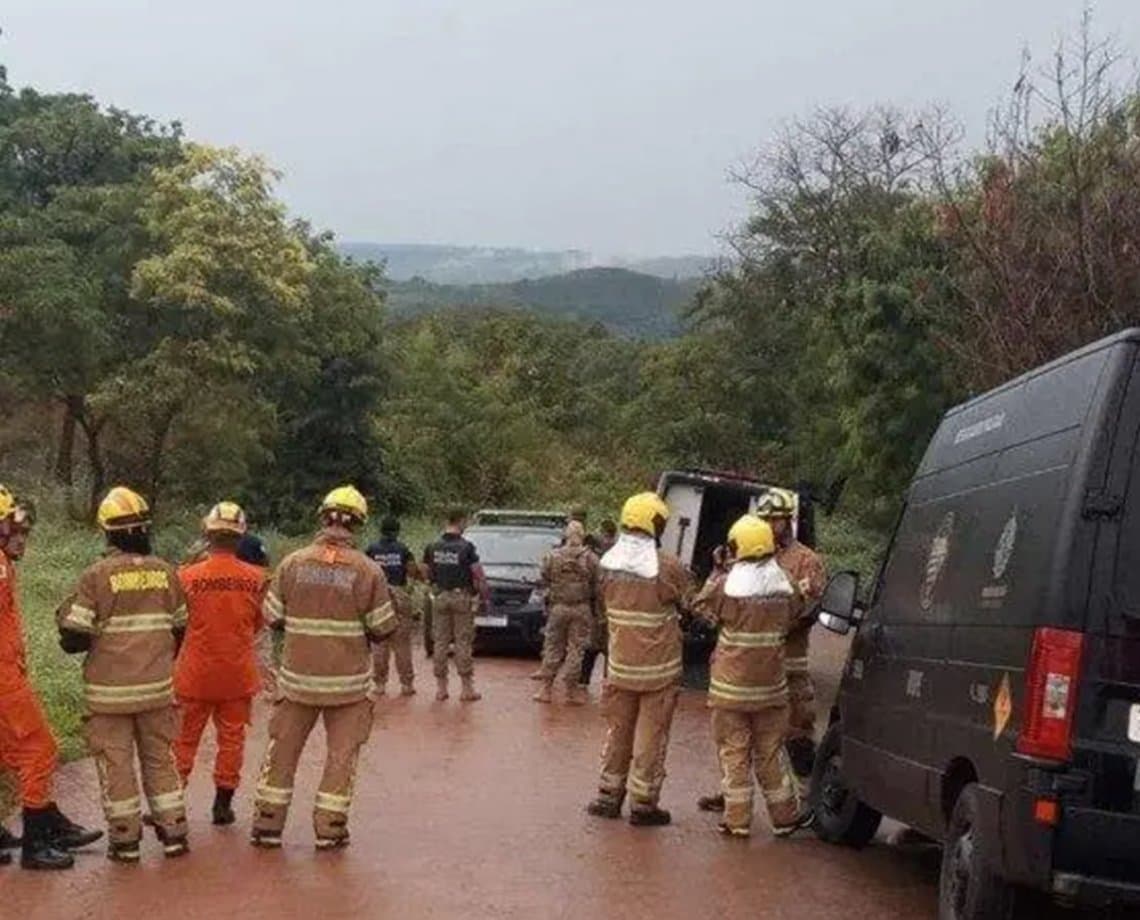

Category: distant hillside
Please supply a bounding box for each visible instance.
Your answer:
[385,267,700,338]
[340,242,714,285]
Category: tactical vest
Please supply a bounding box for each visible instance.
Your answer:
[367,538,411,587]
[426,535,476,592]
[546,544,594,606]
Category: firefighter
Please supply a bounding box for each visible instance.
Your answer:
[532,521,598,705]
[698,487,827,814]
[57,486,189,863]
[757,488,826,782]
[423,509,489,702]
[251,486,395,851]
[0,486,101,870]
[365,517,421,697]
[174,502,268,827]
[586,492,691,827]
[693,515,813,838]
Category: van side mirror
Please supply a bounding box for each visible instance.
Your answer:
[818,571,860,636]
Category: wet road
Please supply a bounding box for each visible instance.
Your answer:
[6,634,944,920]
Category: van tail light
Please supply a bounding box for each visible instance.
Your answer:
[1016,627,1084,762]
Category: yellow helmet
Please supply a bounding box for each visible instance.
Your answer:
[0,485,14,521]
[620,492,670,534]
[727,514,775,560]
[203,501,248,536]
[97,486,151,532]
[319,485,368,524]
[756,487,797,519]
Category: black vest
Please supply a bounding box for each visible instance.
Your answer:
[366,537,411,587]
[426,534,476,591]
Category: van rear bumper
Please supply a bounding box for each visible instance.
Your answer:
[1052,807,1140,903]
[1052,873,1140,907]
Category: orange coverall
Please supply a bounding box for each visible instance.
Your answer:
[0,548,58,809]
[174,550,267,790]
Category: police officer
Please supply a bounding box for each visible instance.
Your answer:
[423,509,489,702]
[578,518,618,687]
[365,517,421,697]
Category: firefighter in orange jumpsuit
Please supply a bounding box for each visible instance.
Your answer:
[0,485,102,870]
[174,502,268,826]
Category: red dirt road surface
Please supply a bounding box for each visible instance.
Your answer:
[6,634,945,920]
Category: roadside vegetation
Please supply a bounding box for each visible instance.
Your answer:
[2,17,1139,769]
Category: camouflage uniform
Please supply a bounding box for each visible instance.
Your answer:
[253,526,395,848]
[694,562,803,836]
[535,542,598,699]
[57,552,189,855]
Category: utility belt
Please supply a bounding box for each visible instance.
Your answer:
[432,586,475,597]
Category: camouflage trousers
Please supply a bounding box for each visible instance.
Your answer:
[432,589,476,680]
[253,698,374,843]
[373,587,414,689]
[785,624,815,741]
[537,603,592,690]
[597,683,679,813]
[712,706,800,833]
[85,706,187,846]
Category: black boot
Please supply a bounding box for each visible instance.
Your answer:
[786,738,817,780]
[629,807,672,827]
[0,824,20,849]
[212,788,236,827]
[20,808,75,871]
[697,793,725,813]
[44,804,103,850]
[586,798,622,819]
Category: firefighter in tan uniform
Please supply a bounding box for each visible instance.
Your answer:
[57,487,189,863]
[758,488,826,781]
[252,486,396,851]
[586,492,691,827]
[532,521,598,705]
[693,515,813,838]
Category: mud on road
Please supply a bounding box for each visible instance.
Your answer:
[6,634,944,920]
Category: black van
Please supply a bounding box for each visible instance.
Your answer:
[814,330,1140,919]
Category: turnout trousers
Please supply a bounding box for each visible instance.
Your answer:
[373,587,414,689]
[785,625,815,741]
[712,706,800,833]
[596,682,679,813]
[431,589,476,680]
[84,707,187,846]
[253,699,374,843]
[175,697,253,790]
[0,683,57,809]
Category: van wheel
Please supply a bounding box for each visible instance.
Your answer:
[810,722,882,848]
[939,784,1014,920]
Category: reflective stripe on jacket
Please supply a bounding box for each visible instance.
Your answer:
[57,550,186,715]
[266,527,394,707]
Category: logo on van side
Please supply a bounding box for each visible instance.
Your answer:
[992,510,1017,581]
[953,412,1006,445]
[920,512,955,612]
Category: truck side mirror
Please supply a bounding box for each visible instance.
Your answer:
[818,571,859,636]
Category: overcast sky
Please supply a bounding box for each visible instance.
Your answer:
[3,1,1139,257]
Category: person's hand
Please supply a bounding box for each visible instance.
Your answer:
[712,545,727,571]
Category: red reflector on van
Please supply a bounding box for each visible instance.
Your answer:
[1017,628,1084,762]
[1033,798,1059,826]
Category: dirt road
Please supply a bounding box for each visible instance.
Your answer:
[6,633,944,920]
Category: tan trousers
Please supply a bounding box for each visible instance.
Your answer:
[785,625,815,740]
[537,603,592,689]
[432,589,475,680]
[597,683,679,812]
[253,699,374,841]
[712,706,800,832]
[84,707,186,846]
[373,587,414,689]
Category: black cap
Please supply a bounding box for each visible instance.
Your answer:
[381,516,400,536]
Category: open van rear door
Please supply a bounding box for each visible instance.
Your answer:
[659,482,703,570]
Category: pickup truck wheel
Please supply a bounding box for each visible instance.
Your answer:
[810,722,882,848]
[938,784,1014,920]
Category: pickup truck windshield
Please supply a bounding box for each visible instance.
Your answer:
[466,529,561,566]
